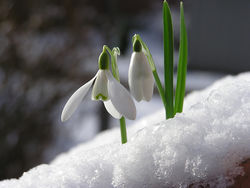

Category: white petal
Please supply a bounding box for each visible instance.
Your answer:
[91,70,109,101]
[104,100,122,119]
[61,73,97,122]
[128,51,154,102]
[106,70,136,120]
[128,53,143,101]
[142,69,154,101]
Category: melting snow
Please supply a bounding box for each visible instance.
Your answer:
[1,72,250,188]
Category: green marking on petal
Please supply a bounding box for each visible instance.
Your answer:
[94,93,108,101]
[91,70,109,101]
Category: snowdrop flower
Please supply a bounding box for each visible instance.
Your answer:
[128,39,154,102]
[61,50,136,122]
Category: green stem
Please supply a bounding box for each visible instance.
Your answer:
[103,45,127,144]
[120,117,127,144]
[152,70,167,108]
[163,0,174,119]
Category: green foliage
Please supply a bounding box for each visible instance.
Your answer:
[174,2,188,114]
[163,0,174,118]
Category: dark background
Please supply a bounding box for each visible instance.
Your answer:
[0,0,250,180]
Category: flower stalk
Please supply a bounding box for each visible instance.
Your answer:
[104,45,128,144]
[120,117,127,144]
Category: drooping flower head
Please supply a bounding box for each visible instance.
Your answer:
[128,39,154,102]
[61,49,136,122]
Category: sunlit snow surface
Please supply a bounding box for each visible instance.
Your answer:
[2,72,250,188]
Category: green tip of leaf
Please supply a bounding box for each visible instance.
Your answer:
[180,1,184,11]
[98,49,109,70]
[163,0,170,8]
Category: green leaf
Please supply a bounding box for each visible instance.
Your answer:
[163,0,174,118]
[174,1,188,114]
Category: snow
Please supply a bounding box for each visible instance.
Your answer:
[2,72,250,188]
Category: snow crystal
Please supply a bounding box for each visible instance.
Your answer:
[1,72,250,188]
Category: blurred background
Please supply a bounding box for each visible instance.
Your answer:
[1,0,250,180]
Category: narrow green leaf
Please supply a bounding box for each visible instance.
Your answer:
[163,0,174,119]
[174,2,188,114]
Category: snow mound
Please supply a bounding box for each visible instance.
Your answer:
[2,72,250,188]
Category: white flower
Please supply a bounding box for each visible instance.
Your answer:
[128,40,154,102]
[61,68,136,122]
